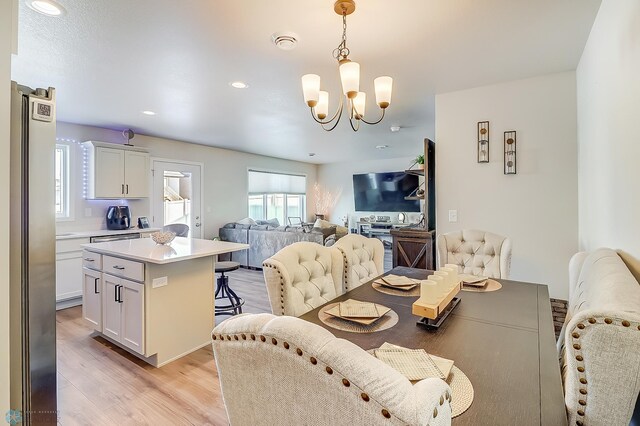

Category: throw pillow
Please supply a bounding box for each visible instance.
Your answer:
[256,218,280,227]
[236,217,257,226]
[313,218,334,229]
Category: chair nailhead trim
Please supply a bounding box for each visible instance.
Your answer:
[283,342,290,349]
[381,409,391,419]
[212,335,217,340]
[433,407,438,418]
[227,335,232,341]
[326,366,333,374]
[272,338,277,345]
[439,396,444,405]
[310,357,317,365]
[296,348,303,356]
[361,393,369,402]
[251,334,256,340]
[577,323,585,329]
[579,389,587,395]
[445,390,450,400]
[573,344,581,350]
[577,409,585,416]
[588,318,596,324]
[622,320,630,327]
[260,336,266,342]
[241,334,246,340]
[580,378,587,384]
[572,332,580,339]
[604,318,612,324]
[577,367,585,373]
[578,399,586,406]
[342,378,350,387]
[234,335,239,340]
[577,421,584,426]
[576,355,583,361]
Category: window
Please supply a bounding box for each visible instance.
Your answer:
[247,170,306,225]
[55,144,71,220]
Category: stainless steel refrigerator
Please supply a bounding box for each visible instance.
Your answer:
[9,82,57,424]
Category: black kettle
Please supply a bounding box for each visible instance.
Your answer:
[106,206,131,230]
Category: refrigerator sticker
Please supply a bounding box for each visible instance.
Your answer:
[32,101,54,122]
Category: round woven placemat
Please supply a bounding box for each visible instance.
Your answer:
[371,282,420,297]
[366,350,474,418]
[318,302,399,333]
[461,279,502,293]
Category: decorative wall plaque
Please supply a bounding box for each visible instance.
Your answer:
[504,131,516,174]
[477,121,489,163]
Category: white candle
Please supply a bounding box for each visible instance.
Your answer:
[434,271,450,291]
[420,280,438,304]
[441,267,459,289]
[428,274,447,297]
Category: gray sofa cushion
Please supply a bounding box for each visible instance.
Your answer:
[256,218,280,227]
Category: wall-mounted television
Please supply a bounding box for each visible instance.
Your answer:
[352,172,421,212]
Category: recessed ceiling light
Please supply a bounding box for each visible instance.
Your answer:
[26,0,66,16]
[390,126,401,133]
[230,81,249,89]
[142,110,156,116]
[375,145,389,150]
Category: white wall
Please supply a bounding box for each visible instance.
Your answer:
[316,156,423,229]
[0,0,16,416]
[435,72,578,299]
[576,0,640,278]
[55,122,318,238]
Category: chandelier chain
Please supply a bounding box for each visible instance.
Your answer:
[333,10,350,61]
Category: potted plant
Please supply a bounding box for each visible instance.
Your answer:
[414,154,425,170]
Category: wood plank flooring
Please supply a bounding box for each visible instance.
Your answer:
[56,253,393,425]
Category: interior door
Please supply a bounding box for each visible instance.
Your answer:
[151,160,203,238]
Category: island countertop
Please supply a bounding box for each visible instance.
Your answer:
[82,237,249,264]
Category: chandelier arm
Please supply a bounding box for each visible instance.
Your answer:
[359,108,386,125]
[321,102,342,132]
[348,114,360,132]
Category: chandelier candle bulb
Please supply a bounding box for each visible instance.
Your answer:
[301,74,321,107]
[352,91,366,119]
[374,76,393,108]
[316,91,329,120]
[339,60,360,99]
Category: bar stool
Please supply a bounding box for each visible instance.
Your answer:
[214,261,244,316]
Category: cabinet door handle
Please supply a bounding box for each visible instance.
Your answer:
[94,277,100,294]
[117,285,123,304]
[126,184,129,194]
[112,265,125,270]
[84,258,94,262]
[114,284,119,302]
[122,184,125,194]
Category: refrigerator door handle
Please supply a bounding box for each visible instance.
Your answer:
[94,277,100,294]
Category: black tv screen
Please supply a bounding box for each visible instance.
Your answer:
[353,172,421,212]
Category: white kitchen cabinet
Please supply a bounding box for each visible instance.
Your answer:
[56,237,91,309]
[82,267,102,332]
[84,141,149,199]
[101,272,145,355]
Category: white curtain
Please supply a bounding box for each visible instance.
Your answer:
[248,170,306,195]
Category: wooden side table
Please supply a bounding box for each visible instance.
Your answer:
[390,228,435,270]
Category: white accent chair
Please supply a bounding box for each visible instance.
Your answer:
[212,313,452,426]
[437,230,512,279]
[334,234,384,291]
[557,248,640,426]
[262,242,344,317]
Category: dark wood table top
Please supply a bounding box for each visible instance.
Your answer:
[299,266,567,426]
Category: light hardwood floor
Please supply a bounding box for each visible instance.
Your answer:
[56,267,270,426]
[56,253,392,425]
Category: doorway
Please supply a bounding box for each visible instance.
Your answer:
[151,159,203,238]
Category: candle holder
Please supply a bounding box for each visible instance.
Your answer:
[504,130,517,174]
[477,121,489,163]
[413,280,462,329]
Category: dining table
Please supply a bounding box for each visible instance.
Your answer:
[298,266,567,425]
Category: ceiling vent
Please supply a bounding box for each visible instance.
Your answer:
[272,32,299,50]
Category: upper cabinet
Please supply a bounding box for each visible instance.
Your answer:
[83,141,150,199]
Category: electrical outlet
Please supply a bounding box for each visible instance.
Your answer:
[152,277,168,288]
[448,210,458,223]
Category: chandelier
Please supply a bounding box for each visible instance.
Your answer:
[301,0,393,132]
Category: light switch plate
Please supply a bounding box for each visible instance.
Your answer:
[448,210,458,223]
[152,276,168,288]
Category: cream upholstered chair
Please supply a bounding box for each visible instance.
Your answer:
[334,234,384,291]
[212,313,452,426]
[263,241,344,317]
[557,249,640,426]
[436,230,512,279]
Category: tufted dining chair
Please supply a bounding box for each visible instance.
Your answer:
[212,313,452,426]
[437,230,512,279]
[263,242,344,317]
[334,234,384,291]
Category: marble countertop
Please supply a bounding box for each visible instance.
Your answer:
[82,237,249,264]
[56,228,161,240]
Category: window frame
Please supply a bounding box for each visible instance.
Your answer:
[55,142,74,221]
[247,193,306,224]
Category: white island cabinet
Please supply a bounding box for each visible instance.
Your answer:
[81,237,249,367]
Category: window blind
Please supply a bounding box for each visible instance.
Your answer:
[248,170,306,195]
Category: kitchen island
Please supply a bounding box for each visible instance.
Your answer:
[81,237,249,367]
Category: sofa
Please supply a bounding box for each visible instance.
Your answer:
[219,221,344,268]
[558,248,640,426]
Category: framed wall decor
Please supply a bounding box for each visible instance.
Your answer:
[504,131,517,174]
[477,121,489,163]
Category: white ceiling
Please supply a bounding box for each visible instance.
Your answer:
[12,0,601,164]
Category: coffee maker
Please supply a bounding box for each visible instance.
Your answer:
[106,205,131,230]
